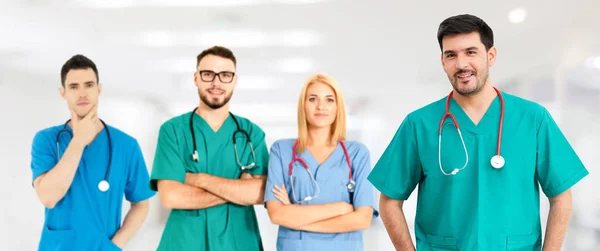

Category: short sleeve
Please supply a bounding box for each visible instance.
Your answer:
[30,130,58,184]
[125,139,156,202]
[245,125,269,177]
[536,108,588,197]
[263,141,286,204]
[351,143,379,218]
[367,114,422,200]
[149,122,187,191]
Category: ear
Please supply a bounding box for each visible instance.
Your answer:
[488,46,497,67]
[193,71,200,89]
[98,83,103,95]
[59,87,66,100]
[440,53,446,68]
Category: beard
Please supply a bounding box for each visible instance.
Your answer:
[199,87,233,110]
[449,65,489,97]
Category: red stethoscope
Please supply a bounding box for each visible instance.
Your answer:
[438,87,505,176]
[288,140,355,204]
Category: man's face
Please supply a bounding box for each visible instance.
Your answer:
[441,32,496,96]
[60,68,101,119]
[194,54,237,110]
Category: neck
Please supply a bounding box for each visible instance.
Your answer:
[196,101,230,126]
[452,83,497,111]
[307,125,334,147]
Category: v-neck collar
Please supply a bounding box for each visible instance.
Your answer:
[298,142,342,180]
[191,112,235,140]
[64,123,108,149]
[448,93,502,135]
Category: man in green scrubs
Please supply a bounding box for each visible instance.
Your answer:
[150,46,269,251]
[368,14,589,251]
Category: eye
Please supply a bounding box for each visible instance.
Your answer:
[308,97,316,102]
[327,98,335,103]
[467,51,476,55]
[446,54,455,59]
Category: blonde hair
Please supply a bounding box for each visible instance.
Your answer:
[296,73,347,154]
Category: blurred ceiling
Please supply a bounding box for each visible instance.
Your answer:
[1,0,599,122]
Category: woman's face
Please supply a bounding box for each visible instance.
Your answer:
[304,82,337,129]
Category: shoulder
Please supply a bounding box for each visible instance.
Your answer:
[501,91,550,125]
[157,112,193,135]
[502,91,547,114]
[230,113,266,137]
[341,140,370,157]
[32,124,64,144]
[270,138,296,150]
[104,124,140,147]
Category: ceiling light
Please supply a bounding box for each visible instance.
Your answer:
[280,31,320,47]
[592,57,600,69]
[508,8,527,24]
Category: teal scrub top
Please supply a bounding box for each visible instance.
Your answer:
[264,139,379,251]
[150,111,269,251]
[30,123,156,251]
[367,92,589,251]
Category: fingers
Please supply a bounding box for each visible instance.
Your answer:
[83,104,98,121]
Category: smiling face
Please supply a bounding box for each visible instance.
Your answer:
[303,81,338,129]
[60,68,101,119]
[441,31,496,97]
[194,54,237,110]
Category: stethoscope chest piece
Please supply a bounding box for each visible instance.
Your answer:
[98,180,110,192]
[490,155,505,169]
[347,180,356,193]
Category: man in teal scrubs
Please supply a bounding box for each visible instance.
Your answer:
[368,14,589,250]
[150,45,269,251]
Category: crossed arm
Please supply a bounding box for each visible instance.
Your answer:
[157,172,266,210]
[266,184,374,233]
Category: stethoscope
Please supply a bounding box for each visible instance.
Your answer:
[189,107,257,170]
[288,140,355,204]
[438,86,505,176]
[56,119,112,192]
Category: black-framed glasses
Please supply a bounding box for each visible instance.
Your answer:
[198,70,236,83]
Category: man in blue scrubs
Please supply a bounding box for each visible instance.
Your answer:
[30,54,156,250]
[368,14,589,250]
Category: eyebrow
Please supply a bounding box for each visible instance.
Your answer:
[67,81,96,86]
[308,94,335,97]
[443,46,480,55]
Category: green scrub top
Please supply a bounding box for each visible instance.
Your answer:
[367,92,588,251]
[150,111,269,251]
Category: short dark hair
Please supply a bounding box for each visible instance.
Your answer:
[437,14,494,52]
[60,54,99,87]
[196,46,237,68]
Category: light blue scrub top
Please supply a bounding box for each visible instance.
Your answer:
[30,123,156,251]
[367,92,589,250]
[264,138,379,251]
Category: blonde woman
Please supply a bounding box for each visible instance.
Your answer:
[264,73,379,251]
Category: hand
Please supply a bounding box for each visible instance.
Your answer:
[71,105,99,146]
[272,184,291,205]
[336,201,354,215]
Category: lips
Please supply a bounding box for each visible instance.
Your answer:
[456,70,475,79]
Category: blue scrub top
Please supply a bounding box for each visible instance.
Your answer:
[264,138,379,251]
[30,123,156,251]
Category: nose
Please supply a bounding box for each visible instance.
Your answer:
[455,54,469,70]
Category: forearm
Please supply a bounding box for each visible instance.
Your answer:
[187,173,265,206]
[380,196,415,251]
[158,180,227,210]
[111,201,150,249]
[267,201,349,229]
[543,191,573,251]
[297,207,373,233]
[34,139,86,208]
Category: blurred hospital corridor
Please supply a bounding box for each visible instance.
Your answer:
[1,0,599,250]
